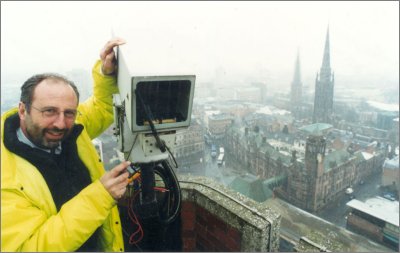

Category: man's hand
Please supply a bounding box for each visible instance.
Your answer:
[100,161,130,200]
[100,38,126,75]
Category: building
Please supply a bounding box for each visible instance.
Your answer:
[207,112,234,142]
[225,126,292,180]
[174,117,205,159]
[346,197,399,251]
[354,151,380,184]
[313,27,335,124]
[225,122,387,213]
[382,156,399,192]
[283,123,385,212]
[287,141,385,212]
[388,118,399,146]
[249,106,294,134]
[290,51,303,118]
[377,111,398,131]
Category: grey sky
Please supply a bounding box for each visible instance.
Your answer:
[1,1,399,92]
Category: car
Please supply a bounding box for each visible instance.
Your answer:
[345,187,354,195]
[211,144,217,158]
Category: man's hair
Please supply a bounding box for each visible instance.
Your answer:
[20,73,80,112]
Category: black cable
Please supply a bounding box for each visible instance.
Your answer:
[133,88,181,224]
[155,160,181,224]
[126,133,139,162]
[135,89,166,152]
[165,144,178,169]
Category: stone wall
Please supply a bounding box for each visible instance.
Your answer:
[178,175,281,251]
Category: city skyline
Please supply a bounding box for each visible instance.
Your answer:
[1,1,399,100]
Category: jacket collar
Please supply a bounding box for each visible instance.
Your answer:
[2,110,84,156]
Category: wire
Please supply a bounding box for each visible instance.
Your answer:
[165,144,178,169]
[135,89,166,153]
[155,161,181,224]
[127,189,144,245]
[128,172,141,184]
[126,133,139,162]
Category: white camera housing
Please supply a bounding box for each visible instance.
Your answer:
[113,44,196,163]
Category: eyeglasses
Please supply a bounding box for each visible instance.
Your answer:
[30,105,80,120]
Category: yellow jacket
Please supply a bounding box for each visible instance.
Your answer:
[1,60,124,252]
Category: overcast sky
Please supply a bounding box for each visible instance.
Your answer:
[1,1,399,93]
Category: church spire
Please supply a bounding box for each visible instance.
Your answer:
[313,26,335,124]
[293,50,301,84]
[290,49,302,116]
[321,26,330,70]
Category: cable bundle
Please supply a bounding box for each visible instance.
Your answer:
[124,160,181,247]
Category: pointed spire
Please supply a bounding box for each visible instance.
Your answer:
[290,49,303,115]
[321,26,330,69]
[293,49,301,83]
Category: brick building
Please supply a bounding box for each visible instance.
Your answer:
[225,126,291,179]
[285,132,385,212]
[225,123,386,213]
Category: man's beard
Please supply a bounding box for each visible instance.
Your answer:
[25,117,72,149]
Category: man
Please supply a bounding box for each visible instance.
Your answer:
[1,38,130,251]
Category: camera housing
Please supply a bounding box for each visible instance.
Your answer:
[113,43,196,163]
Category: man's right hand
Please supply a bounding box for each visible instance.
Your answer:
[100,37,126,75]
[100,161,130,200]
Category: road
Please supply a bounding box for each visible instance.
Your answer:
[176,145,236,186]
[316,173,383,228]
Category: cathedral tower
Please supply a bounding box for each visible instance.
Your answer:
[313,27,335,123]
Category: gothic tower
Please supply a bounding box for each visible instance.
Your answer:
[304,134,326,212]
[290,50,302,118]
[313,27,335,123]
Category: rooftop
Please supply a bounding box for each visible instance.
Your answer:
[266,197,393,252]
[299,123,333,136]
[346,196,399,227]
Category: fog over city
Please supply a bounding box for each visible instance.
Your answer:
[1,2,399,251]
[1,1,399,105]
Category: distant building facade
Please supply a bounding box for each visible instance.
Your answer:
[376,111,398,130]
[382,156,399,191]
[207,112,234,141]
[174,118,205,159]
[225,126,292,179]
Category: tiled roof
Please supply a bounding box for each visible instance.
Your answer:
[323,149,351,170]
